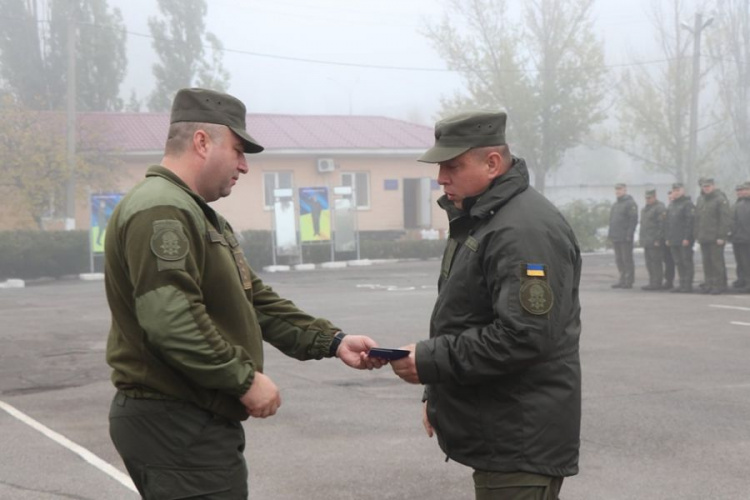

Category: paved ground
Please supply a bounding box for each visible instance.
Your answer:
[1,252,749,499]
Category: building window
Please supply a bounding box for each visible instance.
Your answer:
[263,171,293,209]
[341,172,370,209]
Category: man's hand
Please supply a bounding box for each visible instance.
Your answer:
[240,372,281,418]
[337,335,387,370]
[391,344,420,384]
[682,239,691,247]
[717,239,726,246]
[422,401,434,438]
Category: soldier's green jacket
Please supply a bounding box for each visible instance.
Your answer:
[694,190,730,242]
[731,197,750,243]
[608,194,638,242]
[639,201,667,246]
[416,157,582,478]
[665,195,695,245]
[105,166,339,421]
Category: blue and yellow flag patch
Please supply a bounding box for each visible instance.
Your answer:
[526,263,545,277]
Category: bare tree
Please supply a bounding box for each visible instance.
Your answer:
[707,0,750,182]
[424,0,607,193]
[615,0,720,188]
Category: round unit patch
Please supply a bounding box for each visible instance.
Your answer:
[150,225,189,261]
[519,279,554,315]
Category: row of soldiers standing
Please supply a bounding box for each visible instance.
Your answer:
[608,179,750,294]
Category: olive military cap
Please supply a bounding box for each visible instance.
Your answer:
[700,177,715,186]
[615,183,627,189]
[171,88,264,154]
[672,182,684,189]
[418,111,507,163]
[645,188,656,197]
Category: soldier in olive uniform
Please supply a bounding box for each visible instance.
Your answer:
[608,183,638,288]
[639,188,668,290]
[104,88,384,499]
[694,178,731,294]
[730,182,750,292]
[391,111,581,500]
[662,189,676,289]
[666,182,696,292]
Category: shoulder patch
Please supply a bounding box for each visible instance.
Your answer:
[150,220,189,261]
[520,279,554,315]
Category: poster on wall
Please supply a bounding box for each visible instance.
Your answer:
[273,189,299,256]
[299,187,330,242]
[90,193,123,253]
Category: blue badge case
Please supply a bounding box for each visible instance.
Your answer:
[368,348,410,360]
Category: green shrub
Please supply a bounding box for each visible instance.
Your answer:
[0,230,89,280]
[558,199,612,252]
[238,230,445,267]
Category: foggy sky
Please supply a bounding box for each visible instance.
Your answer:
[113,0,700,123]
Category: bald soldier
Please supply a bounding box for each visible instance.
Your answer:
[104,88,384,498]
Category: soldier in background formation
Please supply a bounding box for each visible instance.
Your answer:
[731,182,750,293]
[610,179,750,295]
[639,188,669,290]
[608,183,638,288]
[665,182,696,293]
[694,178,730,294]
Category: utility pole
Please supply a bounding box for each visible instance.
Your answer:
[682,12,713,192]
[65,0,77,230]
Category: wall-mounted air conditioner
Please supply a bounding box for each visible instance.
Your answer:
[317,158,336,173]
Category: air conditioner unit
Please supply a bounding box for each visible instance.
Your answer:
[317,158,336,173]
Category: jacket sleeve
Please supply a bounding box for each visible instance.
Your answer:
[126,206,254,398]
[416,222,581,385]
[719,198,731,239]
[657,204,667,241]
[249,269,339,360]
[685,202,696,242]
[627,200,638,239]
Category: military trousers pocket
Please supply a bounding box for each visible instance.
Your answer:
[143,465,234,500]
[473,471,563,500]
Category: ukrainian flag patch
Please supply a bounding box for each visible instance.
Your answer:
[526,263,546,277]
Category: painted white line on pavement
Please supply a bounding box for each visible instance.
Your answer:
[731,322,750,327]
[710,304,750,312]
[0,399,137,493]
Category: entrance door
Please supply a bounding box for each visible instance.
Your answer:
[403,178,432,229]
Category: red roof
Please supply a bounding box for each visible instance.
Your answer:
[79,112,433,153]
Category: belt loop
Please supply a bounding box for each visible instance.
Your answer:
[115,391,128,407]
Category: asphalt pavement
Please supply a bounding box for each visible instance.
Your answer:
[1,252,749,499]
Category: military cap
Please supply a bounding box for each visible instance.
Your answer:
[672,182,684,189]
[736,183,745,191]
[645,188,656,197]
[418,111,507,163]
[700,177,715,186]
[170,88,263,154]
[739,182,750,190]
[615,183,627,189]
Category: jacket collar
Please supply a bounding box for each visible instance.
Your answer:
[145,165,222,230]
[438,156,530,220]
